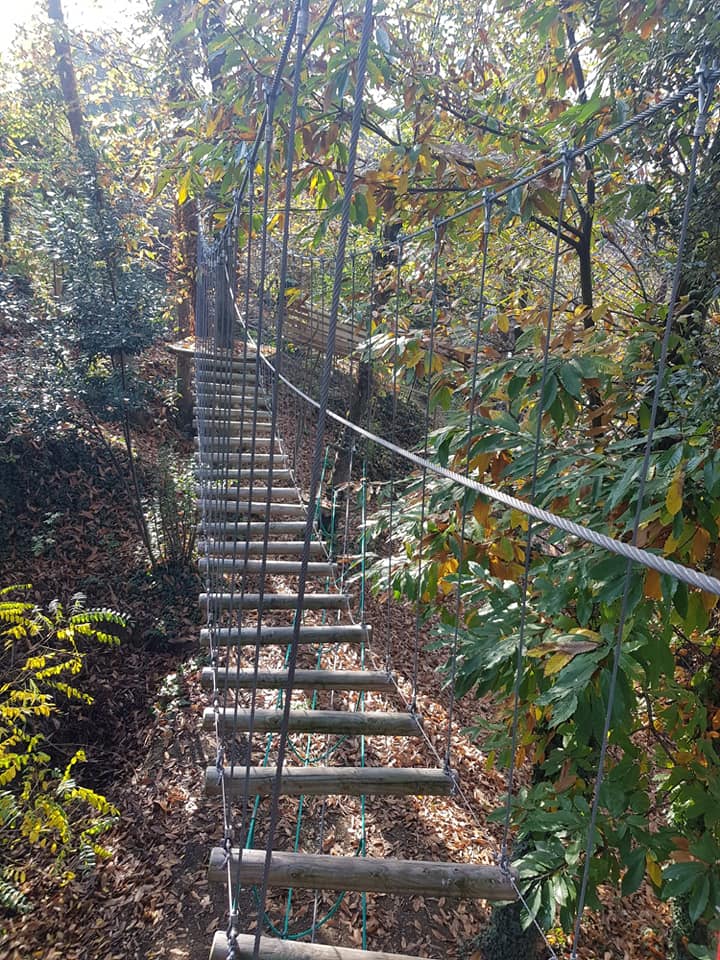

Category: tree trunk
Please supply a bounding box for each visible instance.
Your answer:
[47,0,86,151]
[159,0,200,431]
[329,227,400,489]
[2,187,11,246]
[46,0,156,567]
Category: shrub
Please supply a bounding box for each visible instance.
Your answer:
[0,585,126,914]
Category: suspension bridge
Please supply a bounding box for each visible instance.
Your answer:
[188,2,720,957]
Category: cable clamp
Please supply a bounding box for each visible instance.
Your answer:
[560,143,573,201]
[694,56,717,136]
[496,844,512,875]
[263,82,277,140]
[221,836,233,866]
[482,188,494,235]
[297,6,310,40]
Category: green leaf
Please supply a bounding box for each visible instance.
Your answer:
[507,185,522,217]
[557,362,582,399]
[621,847,646,896]
[688,873,710,923]
[662,862,707,900]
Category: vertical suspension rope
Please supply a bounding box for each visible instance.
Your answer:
[385,239,403,673]
[500,147,574,868]
[443,191,494,770]
[411,220,442,713]
[216,8,304,954]
[252,2,375,953]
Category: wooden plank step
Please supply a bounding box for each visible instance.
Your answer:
[196,470,293,482]
[195,354,258,373]
[196,390,267,401]
[194,415,270,428]
[195,381,261,392]
[199,501,306,518]
[193,412,271,424]
[198,540,324,556]
[203,707,422,736]
[207,849,517,900]
[195,388,263,400]
[195,367,260,376]
[195,365,260,376]
[205,763,449,798]
[195,472,293,490]
[195,438,281,450]
[195,378,261,388]
[196,485,298,501]
[194,353,259,364]
[202,668,392,691]
[199,592,350,612]
[197,454,287,466]
[198,520,307,537]
[196,401,269,412]
[198,416,273,428]
[197,424,274,437]
[200,624,370,646]
[198,558,336,577]
[210,931,430,960]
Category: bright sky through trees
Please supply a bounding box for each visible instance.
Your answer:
[1,0,143,52]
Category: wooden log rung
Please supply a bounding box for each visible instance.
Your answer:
[203,706,422,736]
[196,486,298,501]
[196,470,293,482]
[199,592,350,611]
[201,667,393,692]
[209,931,433,960]
[195,438,282,450]
[199,558,336,577]
[198,520,308,537]
[197,454,287,466]
[200,624,370,646]
[205,763,449,799]
[199,501,306,518]
[207,849,517,901]
[198,540,324,556]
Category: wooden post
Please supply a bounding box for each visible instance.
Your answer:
[177,350,193,430]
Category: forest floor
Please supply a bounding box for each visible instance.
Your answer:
[0,326,670,960]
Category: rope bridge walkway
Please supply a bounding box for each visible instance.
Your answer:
[190,2,720,957]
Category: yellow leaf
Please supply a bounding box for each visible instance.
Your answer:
[644,568,662,600]
[510,508,528,531]
[664,531,680,555]
[496,313,509,333]
[177,169,191,206]
[666,470,683,517]
[570,628,600,641]
[536,67,546,86]
[397,173,408,196]
[468,453,491,475]
[692,527,710,562]
[702,590,718,613]
[544,651,573,675]
[438,557,459,595]
[472,498,490,527]
[646,857,661,886]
